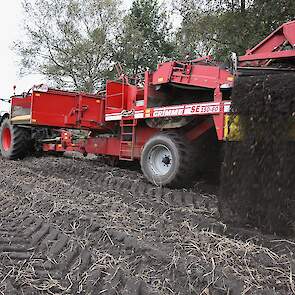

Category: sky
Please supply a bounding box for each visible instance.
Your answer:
[0,1,44,100]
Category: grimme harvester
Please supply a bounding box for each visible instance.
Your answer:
[1,21,295,190]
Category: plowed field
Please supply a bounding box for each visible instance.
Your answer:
[1,154,295,294]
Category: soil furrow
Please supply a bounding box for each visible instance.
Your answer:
[0,155,295,294]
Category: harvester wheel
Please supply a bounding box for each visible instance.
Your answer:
[140,132,196,187]
[0,118,31,159]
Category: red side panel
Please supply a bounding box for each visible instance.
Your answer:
[105,81,124,111]
[152,62,174,84]
[105,81,138,114]
[151,62,232,90]
[30,89,105,129]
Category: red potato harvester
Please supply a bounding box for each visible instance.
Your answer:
[1,21,295,187]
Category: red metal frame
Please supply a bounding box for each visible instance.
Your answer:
[43,126,157,160]
[239,20,295,67]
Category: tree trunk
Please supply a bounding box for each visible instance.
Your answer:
[241,0,246,12]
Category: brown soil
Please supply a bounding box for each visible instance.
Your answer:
[0,153,295,294]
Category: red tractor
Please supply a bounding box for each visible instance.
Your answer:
[1,21,295,187]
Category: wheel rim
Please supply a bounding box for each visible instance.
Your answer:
[2,127,12,151]
[148,144,173,176]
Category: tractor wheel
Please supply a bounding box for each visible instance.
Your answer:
[0,119,31,160]
[140,132,196,187]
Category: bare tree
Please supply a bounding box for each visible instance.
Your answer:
[16,0,122,92]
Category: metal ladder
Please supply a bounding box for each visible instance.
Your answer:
[119,117,137,161]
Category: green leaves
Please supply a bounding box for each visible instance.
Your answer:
[175,0,295,61]
[114,0,176,75]
[16,0,295,92]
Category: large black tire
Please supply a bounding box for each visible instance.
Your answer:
[140,132,197,188]
[0,118,31,160]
